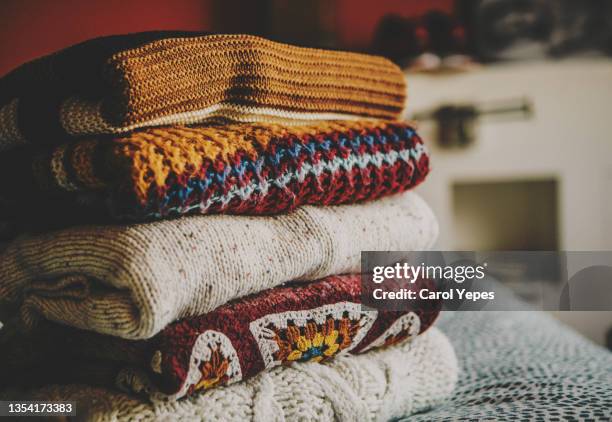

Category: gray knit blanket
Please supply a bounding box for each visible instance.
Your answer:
[404,298,612,421]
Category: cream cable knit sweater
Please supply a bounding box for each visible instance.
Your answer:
[0,192,438,339]
[7,327,457,422]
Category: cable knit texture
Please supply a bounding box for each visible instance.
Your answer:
[0,191,438,339]
[1,327,457,422]
[0,275,441,400]
[0,121,429,222]
[0,32,406,150]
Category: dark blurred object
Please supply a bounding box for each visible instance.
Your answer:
[423,10,466,56]
[372,11,472,71]
[371,14,423,65]
[548,0,612,56]
[456,0,612,61]
[0,198,19,241]
[457,0,553,60]
[414,98,533,147]
[211,0,268,35]
[211,0,337,49]
[263,0,338,49]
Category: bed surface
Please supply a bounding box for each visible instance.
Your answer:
[404,298,612,421]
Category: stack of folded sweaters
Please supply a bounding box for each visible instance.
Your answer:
[0,32,458,421]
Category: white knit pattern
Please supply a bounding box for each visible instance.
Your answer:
[60,98,366,136]
[0,192,438,340]
[15,327,457,422]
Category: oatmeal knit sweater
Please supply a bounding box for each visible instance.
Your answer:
[0,32,406,150]
[3,327,457,422]
[0,191,438,340]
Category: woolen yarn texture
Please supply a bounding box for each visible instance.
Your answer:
[0,32,406,150]
[0,120,429,222]
[1,327,457,422]
[0,191,438,339]
[0,274,440,400]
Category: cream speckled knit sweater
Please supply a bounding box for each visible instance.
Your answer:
[5,327,457,422]
[0,192,438,340]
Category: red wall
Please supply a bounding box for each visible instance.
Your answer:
[0,0,453,76]
[0,0,212,76]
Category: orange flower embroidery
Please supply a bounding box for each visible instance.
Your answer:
[194,348,231,391]
[272,316,361,364]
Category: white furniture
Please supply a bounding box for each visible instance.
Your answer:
[405,58,612,346]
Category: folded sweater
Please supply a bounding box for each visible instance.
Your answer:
[0,120,429,223]
[0,191,438,339]
[1,327,457,422]
[0,274,441,400]
[0,32,406,150]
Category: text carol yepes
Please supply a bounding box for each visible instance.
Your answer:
[372,288,495,301]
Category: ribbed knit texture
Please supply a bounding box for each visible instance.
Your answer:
[0,275,440,400]
[2,327,457,422]
[0,191,438,339]
[0,33,406,150]
[0,120,428,222]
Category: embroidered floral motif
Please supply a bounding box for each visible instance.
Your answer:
[194,347,231,391]
[175,330,242,398]
[249,301,378,368]
[273,316,360,364]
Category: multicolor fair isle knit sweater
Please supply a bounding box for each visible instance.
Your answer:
[0,275,440,400]
[0,32,406,150]
[0,120,429,222]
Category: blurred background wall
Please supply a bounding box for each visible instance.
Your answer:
[0,0,456,76]
[0,0,215,76]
